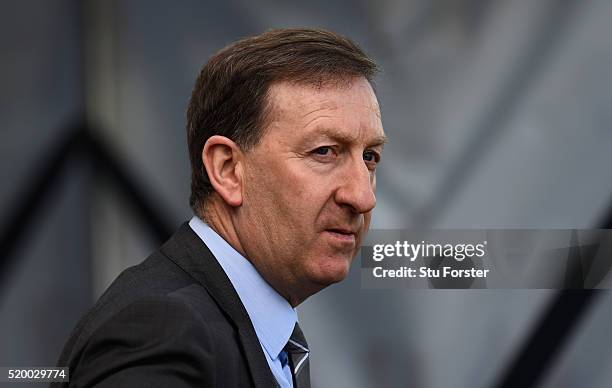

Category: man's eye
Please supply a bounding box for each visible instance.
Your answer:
[363,151,380,163]
[314,146,332,156]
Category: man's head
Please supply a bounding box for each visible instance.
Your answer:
[187,28,385,306]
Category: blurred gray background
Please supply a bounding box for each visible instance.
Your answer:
[2,1,612,387]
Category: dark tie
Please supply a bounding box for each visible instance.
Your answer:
[283,323,310,388]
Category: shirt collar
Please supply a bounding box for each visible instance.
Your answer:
[189,216,297,360]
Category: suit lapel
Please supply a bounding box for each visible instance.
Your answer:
[160,223,278,388]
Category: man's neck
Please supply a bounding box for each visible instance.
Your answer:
[198,199,314,307]
[199,201,246,258]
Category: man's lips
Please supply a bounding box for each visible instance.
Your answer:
[326,228,356,235]
[324,228,357,243]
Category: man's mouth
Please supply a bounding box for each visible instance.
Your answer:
[327,228,355,235]
[324,228,357,243]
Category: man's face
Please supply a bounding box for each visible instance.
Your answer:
[235,77,385,304]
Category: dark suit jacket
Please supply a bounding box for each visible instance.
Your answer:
[53,222,279,388]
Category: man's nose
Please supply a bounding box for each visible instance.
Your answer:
[334,157,376,214]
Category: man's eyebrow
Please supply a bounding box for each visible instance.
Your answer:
[370,134,389,147]
[302,128,388,147]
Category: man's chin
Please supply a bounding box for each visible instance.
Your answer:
[308,257,353,286]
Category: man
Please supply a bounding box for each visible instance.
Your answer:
[55,28,386,388]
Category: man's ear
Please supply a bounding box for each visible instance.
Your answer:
[202,135,244,207]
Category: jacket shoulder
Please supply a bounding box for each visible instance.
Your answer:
[55,250,250,387]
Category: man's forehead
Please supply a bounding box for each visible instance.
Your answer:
[266,78,381,121]
[262,80,385,148]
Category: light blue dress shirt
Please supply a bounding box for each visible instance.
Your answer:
[189,216,296,388]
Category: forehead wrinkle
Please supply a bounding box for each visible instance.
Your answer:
[303,114,334,129]
[267,92,335,128]
[301,102,336,118]
[300,100,337,127]
[296,109,385,149]
[372,105,382,119]
[301,100,380,132]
